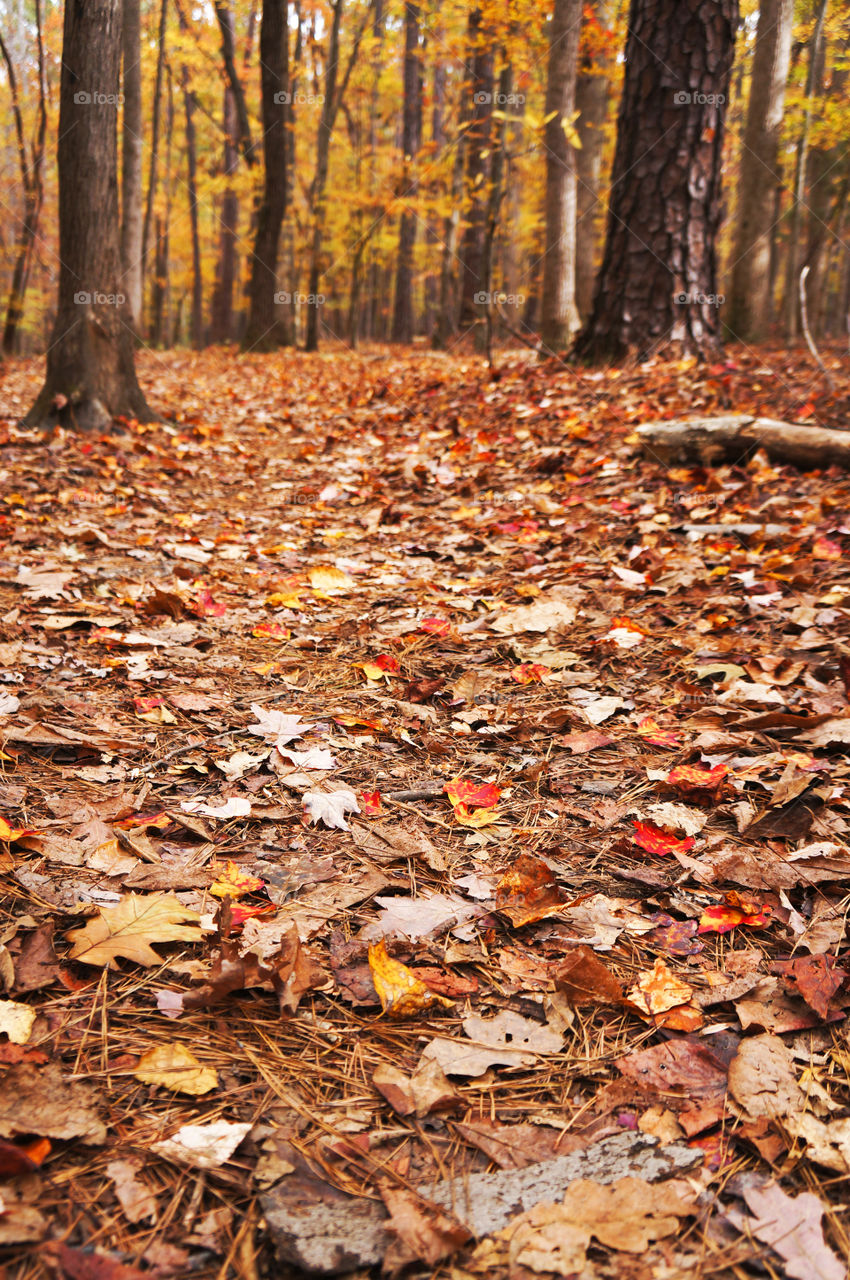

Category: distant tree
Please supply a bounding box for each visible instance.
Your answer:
[391,0,422,343]
[726,0,793,342]
[457,8,494,335]
[574,0,739,362]
[540,0,582,354]
[24,0,152,430]
[574,0,616,318]
[120,0,144,328]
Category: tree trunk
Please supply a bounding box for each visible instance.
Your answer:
[782,0,828,340]
[725,0,792,342]
[120,0,144,328]
[23,0,153,430]
[141,0,168,331]
[210,4,241,347]
[304,0,343,353]
[391,1,422,343]
[433,66,466,347]
[574,0,615,318]
[573,0,739,363]
[540,0,582,354]
[213,0,257,166]
[1,4,47,357]
[181,69,203,349]
[243,0,288,351]
[457,9,494,333]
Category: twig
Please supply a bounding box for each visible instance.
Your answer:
[800,265,835,392]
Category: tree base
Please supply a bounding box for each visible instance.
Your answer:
[637,415,850,471]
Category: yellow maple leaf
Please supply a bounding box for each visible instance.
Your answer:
[368,940,452,1019]
[308,565,356,594]
[66,893,203,967]
[210,859,265,899]
[134,1043,218,1096]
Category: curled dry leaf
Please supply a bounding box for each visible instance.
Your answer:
[495,854,576,927]
[66,894,203,967]
[134,1043,218,1096]
[150,1120,252,1171]
[368,939,452,1019]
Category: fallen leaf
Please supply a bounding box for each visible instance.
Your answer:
[632,820,695,856]
[554,946,626,1007]
[501,1176,696,1273]
[491,596,577,635]
[636,715,682,747]
[0,1062,106,1143]
[150,1120,252,1170]
[65,893,203,967]
[730,1177,844,1280]
[368,940,451,1018]
[698,891,772,935]
[728,1033,803,1120]
[495,854,575,926]
[379,1181,471,1266]
[106,1158,158,1224]
[627,958,694,1016]
[180,796,252,820]
[134,1043,218,1096]
[248,704,316,744]
[0,1000,36,1044]
[303,789,360,830]
[308,565,356,593]
[210,860,265,899]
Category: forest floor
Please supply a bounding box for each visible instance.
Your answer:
[1,341,850,1280]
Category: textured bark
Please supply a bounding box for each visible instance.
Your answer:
[573,0,739,363]
[457,9,494,332]
[540,0,582,353]
[726,0,792,342]
[305,0,344,352]
[181,72,203,349]
[574,0,615,317]
[120,0,143,328]
[391,1,422,343]
[23,0,153,429]
[243,0,288,351]
[637,415,850,470]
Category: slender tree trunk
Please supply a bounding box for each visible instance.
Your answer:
[243,0,289,351]
[541,0,582,353]
[726,0,792,342]
[152,70,173,346]
[391,1,422,343]
[120,0,144,328]
[209,79,240,344]
[0,1,46,356]
[457,9,494,332]
[24,0,153,429]
[213,0,257,166]
[574,0,615,318]
[573,0,739,363]
[783,0,828,340]
[482,59,511,355]
[141,0,168,330]
[181,68,203,349]
[305,0,344,352]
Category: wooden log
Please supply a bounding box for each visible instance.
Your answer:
[636,415,850,470]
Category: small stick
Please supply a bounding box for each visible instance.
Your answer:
[800,265,835,392]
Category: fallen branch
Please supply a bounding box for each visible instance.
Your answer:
[637,414,850,471]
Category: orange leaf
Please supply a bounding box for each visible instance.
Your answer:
[418,617,450,635]
[252,621,290,640]
[632,821,695,857]
[698,891,772,935]
[511,663,550,684]
[210,860,266,900]
[0,816,41,843]
[374,654,400,674]
[367,940,452,1019]
[452,802,501,827]
[193,589,226,616]
[628,958,694,1016]
[444,778,501,809]
[665,763,728,795]
[495,853,575,927]
[636,715,682,748]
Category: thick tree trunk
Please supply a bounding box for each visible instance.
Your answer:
[23,0,152,430]
[457,9,494,333]
[573,0,739,363]
[574,0,615,318]
[726,0,792,342]
[391,1,422,343]
[243,0,288,351]
[540,0,582,353]
[120,0,144,328]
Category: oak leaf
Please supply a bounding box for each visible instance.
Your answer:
[65,893,203,967]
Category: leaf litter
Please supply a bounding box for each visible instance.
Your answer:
[1,347,850,1275]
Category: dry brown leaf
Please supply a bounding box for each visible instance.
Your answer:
[66,893,203,967]
[501,1176,696,1274]
[379,1181,472,1266]
[728,1033,804,1120]
[0,1062,106,1143]
[106,1158,159,1224]
[134,1043,218,1096]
